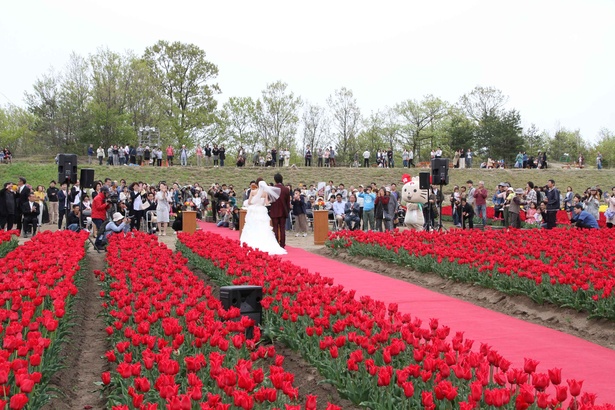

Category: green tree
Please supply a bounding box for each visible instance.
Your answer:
[89,47,134,147]
[446,109,476,153]
[144,40,220,146]
[254,81,301,151]
[125,56,167,144]
[460,86,524,163]
[357,111,385,159]
[477,110,524,162]
[302,102,330,157]
[24,68,64,150]
[593,128,615,168]
[0,104,37,155]
[59,52,92,150]
[522,123,547,155]
[548,127,587,163]
[222,97,257,153]
[327,87,361,164]
[396,95,448,161]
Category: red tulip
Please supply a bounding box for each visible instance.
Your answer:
[567,378,583,397]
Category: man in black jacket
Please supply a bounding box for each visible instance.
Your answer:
[21,192,40,237]
[0,182,17,230]
[16,177,30,233]
[544,179,560,229]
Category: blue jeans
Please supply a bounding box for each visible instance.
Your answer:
[476,204,486,225]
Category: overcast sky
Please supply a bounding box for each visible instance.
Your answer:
[1,0,614,142]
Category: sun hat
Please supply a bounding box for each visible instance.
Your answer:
[507,187,514,192]
[112,212,124,222]
[385,187,391,192]
[515,188,524,194]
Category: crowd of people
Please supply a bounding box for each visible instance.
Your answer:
[2,173,613,247]
[451,180,615,230]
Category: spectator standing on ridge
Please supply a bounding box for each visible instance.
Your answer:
[363,149,370,168]
[270,147,277,168]
[329,147,336,167]
[305,146,312,167]
[466,149,473,168]
[219,145,226,167]
[204,144,212,167]
[87,144,94,164]
[195,144,203,167]
[166,145,174,166]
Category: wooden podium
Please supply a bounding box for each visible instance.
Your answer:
[182,210,197,233]
[313,210,329,245]
[239,209,247,234]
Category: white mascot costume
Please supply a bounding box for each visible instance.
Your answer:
[401,174,428,231]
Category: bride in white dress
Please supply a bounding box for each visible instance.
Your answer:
[240,180,287,255]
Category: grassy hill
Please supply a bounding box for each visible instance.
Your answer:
[0,160,612,199]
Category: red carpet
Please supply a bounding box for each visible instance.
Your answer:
[196,221,615,404]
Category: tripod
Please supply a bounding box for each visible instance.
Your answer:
[425,184,448,233]
[434,183,448,232]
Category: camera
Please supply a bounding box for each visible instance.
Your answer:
[107,194,119,204]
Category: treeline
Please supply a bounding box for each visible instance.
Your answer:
[0,40,613,166]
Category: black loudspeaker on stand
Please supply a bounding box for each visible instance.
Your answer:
[219,286,262,340]
[58,154,78,184]
[80,168,95,189]
[419,172,431,190]
[431,158,449,186]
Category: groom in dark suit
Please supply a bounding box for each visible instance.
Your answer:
[270,173,290,248]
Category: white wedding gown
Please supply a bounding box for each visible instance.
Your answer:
[240,196,287,255]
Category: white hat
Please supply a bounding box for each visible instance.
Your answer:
[112,212,124,222]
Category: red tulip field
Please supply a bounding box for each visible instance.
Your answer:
[1,226,615,409]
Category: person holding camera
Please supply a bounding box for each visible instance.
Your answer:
[91,185,111,237]
[291,189,308,237]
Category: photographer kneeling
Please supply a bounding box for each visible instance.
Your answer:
[67,204,85,232]
[94,212,131,250]
[571,204,599,229]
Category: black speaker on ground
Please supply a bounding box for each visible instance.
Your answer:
[419,172,431,190]
[431,158,449,186]
[219,285,262,339]
[80,168,95,189]
[58,154,78,184]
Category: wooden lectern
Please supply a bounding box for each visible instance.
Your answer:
[182,210,197,233]
[313,210,329,245]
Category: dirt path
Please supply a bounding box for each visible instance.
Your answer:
[43,246,109,410]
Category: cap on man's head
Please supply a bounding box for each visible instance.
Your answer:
[590,186,597,191]
[100,186,110,193]
[515,188,524,195]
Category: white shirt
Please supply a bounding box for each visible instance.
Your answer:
[363,150,370,159]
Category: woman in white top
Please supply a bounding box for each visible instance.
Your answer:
[156,183,171,235]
